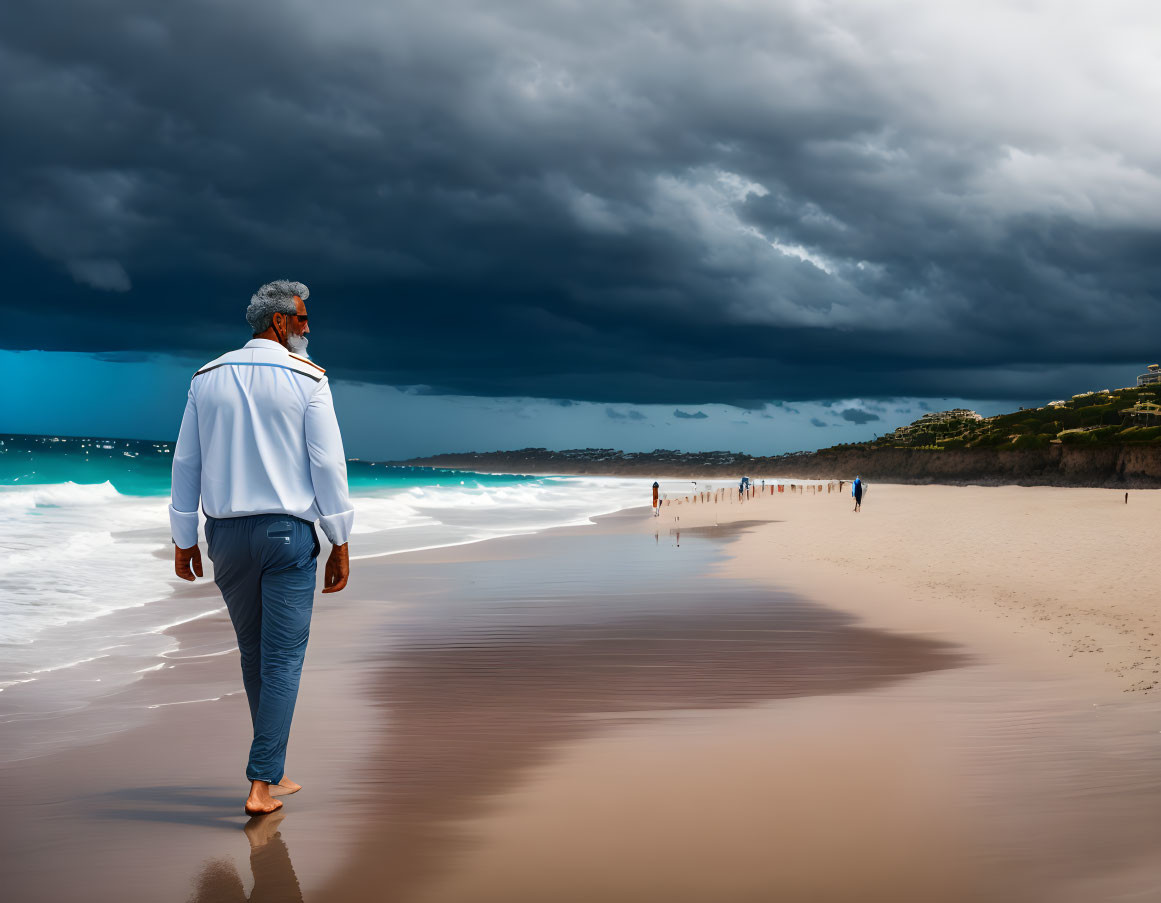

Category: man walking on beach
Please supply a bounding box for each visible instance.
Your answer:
[169,280,353,816]
[852,475,864,513]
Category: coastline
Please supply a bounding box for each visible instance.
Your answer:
[2,486,1159,901]
[0,474,647,766]
[399,444,1161,487]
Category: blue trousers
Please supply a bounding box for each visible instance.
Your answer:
[206,513,319,783]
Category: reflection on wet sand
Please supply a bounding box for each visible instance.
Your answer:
[316,569,964,901]
[189,813,303,903]
[177,524,1161,902]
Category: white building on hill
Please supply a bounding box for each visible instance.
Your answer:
[1137,364,1161,387]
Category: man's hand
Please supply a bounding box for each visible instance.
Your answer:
[322,542,349,593]
[174,544,204,581]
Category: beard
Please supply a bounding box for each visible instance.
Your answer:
[286,331,309,356]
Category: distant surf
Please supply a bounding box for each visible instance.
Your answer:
[0,435,647,730]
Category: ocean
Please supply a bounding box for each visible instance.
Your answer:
[0,434,650,758]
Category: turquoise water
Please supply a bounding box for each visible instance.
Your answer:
[0,435,176,495]
[0,433,645,662]
[0,434,649,768]
[0,434,540,496]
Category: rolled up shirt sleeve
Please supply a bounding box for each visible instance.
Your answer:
[169,386,202,549]
[305,377,355,545]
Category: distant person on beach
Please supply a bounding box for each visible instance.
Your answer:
[652,481,660,517]
[170,280,353,817]
[852,476,864,512]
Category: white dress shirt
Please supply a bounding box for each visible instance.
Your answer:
[169,338,355,549]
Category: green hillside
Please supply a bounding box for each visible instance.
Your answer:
[867,386,1161,451]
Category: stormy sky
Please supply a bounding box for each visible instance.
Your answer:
[2,1,1159,455]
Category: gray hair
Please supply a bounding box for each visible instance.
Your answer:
[246,280,309,334]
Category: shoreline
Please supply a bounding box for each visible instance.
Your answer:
[0,474,649,766]
[2,486,1160,900]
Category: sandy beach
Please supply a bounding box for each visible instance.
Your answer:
[2,484,1160,902]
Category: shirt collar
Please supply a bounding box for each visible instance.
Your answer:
[244,338,288,353]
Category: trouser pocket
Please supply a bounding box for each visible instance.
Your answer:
[262,518,318,572]
[266,520,294,544]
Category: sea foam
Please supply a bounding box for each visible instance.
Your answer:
[0,472,646,674]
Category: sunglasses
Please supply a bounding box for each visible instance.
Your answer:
[278,312,308,324]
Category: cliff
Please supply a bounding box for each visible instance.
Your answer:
[772,444,1161,486]
[400,444,1161,487]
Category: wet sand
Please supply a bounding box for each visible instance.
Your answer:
[3,489,1161,901]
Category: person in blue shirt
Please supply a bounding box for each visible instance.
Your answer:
[852,476,864,512]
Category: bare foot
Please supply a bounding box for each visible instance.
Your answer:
[244,780,284,816]
[269,777,302,797]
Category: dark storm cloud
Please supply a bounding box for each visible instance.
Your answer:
[2,1,1159,404]
[840,408,880,424]
[606,407,645,420]
[811,418,828,428]
[673,409,708,419]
